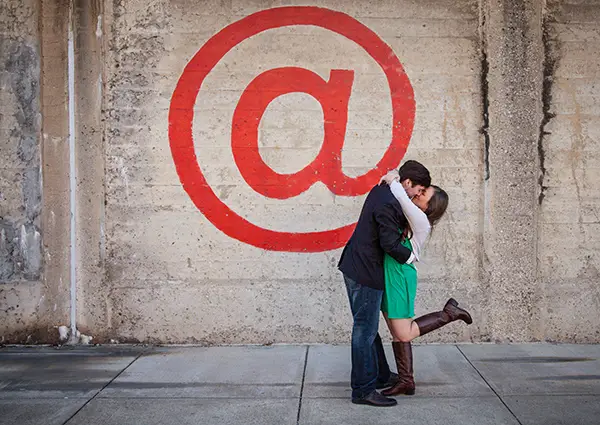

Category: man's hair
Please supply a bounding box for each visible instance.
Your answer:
[398,160,431,187]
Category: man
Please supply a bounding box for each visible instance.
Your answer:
[338,160,431,407]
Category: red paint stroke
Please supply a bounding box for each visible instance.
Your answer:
[169,6,415,252]
[232,67,354,199]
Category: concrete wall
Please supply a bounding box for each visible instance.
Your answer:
[0,0,75,343]
[0,0,599,344]
[0,0,46,342]
[102,0,484,344]
[539,0,600,342]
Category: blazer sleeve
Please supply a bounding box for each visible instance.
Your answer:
[373,202,412,264]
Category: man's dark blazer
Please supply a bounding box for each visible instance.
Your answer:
[338,184,411,291]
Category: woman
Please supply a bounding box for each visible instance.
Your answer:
[379,170,473,396]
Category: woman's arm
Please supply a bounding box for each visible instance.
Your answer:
[388,181,428,231]
[388,180,431,261]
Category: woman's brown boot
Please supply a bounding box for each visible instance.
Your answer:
[415,298,472,337]
[381,341,415,396]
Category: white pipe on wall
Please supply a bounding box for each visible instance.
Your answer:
[67,1,77,341]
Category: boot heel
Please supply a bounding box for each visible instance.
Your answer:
[405,388,415,395]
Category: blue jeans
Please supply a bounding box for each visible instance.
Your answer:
[343,274,392,399]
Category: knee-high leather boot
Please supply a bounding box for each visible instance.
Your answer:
[415,298,472,337]
[381,341,415,396]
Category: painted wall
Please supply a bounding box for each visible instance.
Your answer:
[1,0,599,344]
[101,0,483,343]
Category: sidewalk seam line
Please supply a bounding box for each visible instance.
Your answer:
[296,345,310,425]
[61,347,149,425]
[456,345,524,425]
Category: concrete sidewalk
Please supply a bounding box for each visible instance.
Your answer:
[1,344,599,425]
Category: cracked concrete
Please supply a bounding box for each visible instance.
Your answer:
[1,344,600,425]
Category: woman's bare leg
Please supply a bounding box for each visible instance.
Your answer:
[383,314,420,342]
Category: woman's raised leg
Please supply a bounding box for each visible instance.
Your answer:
[414,298,472,337]
[385,316,420,342]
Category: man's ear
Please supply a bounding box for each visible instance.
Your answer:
[401,179,412,190]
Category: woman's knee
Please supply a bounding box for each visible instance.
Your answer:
[390,320,413,342]
[393,333,412,343]
[401,334,413,342]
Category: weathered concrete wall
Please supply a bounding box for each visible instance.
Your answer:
[39,0,75,344]
[71,0,108,340]
[1,0,599,344]
[100,0,484,344]
[537,0,600,342]
[0,0,74,343]
[482,0,544,342]
[0,0,45,342]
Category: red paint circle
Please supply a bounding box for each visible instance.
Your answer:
[169,6,415,252]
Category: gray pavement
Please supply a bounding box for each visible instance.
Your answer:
[1,344,599,425]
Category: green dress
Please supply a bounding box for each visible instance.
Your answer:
[381,238,417,319]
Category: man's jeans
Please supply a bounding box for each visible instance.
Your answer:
[343,274,392,399]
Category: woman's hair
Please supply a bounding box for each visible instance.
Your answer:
[425,185,449,227]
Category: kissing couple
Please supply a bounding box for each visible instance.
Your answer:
[338,160,473,407]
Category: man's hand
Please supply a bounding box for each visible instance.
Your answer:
[379,170,400,186]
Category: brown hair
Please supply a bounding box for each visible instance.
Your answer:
[398,160,431,188]
[425,185,448,227]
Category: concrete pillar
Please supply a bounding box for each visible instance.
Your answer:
[39,0,72,339]
[72,0,107,339]
[38,0,106,342]
[481,0,544,341]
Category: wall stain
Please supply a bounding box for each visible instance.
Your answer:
[479,2,491,181]
[0,35,42,281]
[538,4,561,205]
